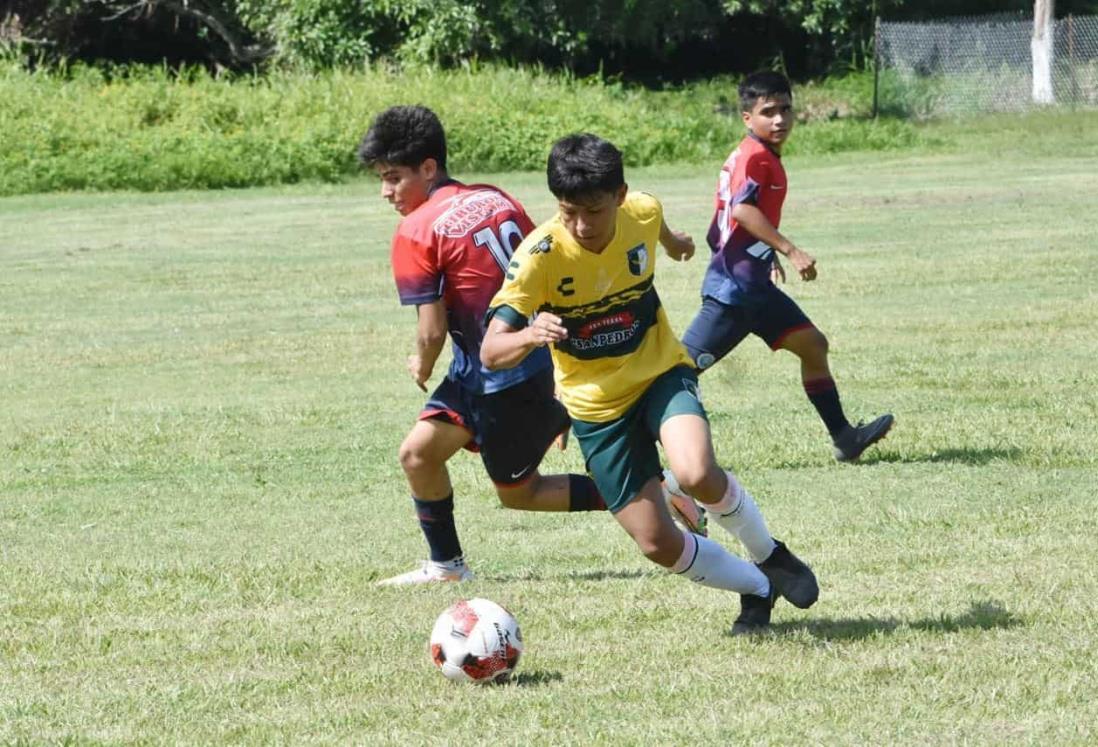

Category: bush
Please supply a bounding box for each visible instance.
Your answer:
[0,64,929,195]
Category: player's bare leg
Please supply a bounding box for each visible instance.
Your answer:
[658,412,725,504]
[378,419,474,586]
[398,418,470,499]
[779,326,893,462]
[496,472,574,512]
[615,477,773,632]
[612,479,685,567]
[659,412,818,608]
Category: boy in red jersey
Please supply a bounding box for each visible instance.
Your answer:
[681,71,893,462]
[360,106,705,586]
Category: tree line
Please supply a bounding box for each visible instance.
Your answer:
[4,0,1098,80]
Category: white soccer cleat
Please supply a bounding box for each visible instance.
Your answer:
[376,560,475,586]
[661,469,708,537]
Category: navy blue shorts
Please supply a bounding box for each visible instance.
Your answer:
[682,288,814,371]
[421,367,570,486]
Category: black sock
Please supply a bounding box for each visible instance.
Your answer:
[567,474,607,512]
[804,377,850,437]
[413,494,463,562]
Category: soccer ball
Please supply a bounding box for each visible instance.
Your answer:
[429,598,523,684]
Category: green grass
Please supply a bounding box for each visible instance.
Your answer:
[2,118,1098,744]
[0,64,929,195]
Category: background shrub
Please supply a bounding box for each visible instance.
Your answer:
[0,64,929,195]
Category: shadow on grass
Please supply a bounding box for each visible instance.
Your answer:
[859,447,1023,466]
[759,446,1024,471]
[511,670,564,687]
[492,569,654,583]
[768,600,1021,641]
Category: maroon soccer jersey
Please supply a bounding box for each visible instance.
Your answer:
[702,133,787,303]
[390,181,548,394]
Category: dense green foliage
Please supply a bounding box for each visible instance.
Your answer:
[7,0,1098,79]
[0,63,929,195]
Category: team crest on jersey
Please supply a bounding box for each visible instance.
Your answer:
[433,190,514,238]
[627,244,649,276]
[530,236,553,254]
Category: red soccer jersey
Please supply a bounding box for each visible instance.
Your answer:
[702,133,788,303]
[390,181,547,394]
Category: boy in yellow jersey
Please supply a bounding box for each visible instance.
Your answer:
[482,134,818,634]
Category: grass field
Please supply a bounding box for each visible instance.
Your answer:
[2,116,1098,744]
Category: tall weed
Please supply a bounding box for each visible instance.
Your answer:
[0,65,928,195]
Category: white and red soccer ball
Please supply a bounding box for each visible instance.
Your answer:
[429,598,523,684]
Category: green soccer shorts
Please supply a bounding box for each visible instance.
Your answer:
[570,365,707,513]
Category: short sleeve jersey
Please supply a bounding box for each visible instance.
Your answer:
[488,192,692,423]
[391,181,550,395]
[702,133,788,304]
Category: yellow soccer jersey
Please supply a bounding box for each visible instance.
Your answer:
[488,192,692,422]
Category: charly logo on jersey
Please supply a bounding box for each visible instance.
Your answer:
[626,243,649,276]
[433,190,515,238]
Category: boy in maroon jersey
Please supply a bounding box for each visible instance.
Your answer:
[680,71,893,462]
[359,106,704,585]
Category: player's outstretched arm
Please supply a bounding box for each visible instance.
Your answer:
[659,219,695,262]
[731,202,817,281]
[409,299,448,392]
[481,312,567,371]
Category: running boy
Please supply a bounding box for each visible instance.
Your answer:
[360,107,703,586]
[362,106,604,586]
[482,133,817,634]
[683,71,893,462]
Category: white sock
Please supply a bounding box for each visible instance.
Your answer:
[705,471,776,563]
[669,532,770,596]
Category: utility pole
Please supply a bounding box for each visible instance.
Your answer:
[1032,0,1055,104]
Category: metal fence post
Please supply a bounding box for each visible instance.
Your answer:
[1068,14,1077,108]
[873,15,881,118]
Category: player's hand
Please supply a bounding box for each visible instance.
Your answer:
[788,247,817,282]
[770,256,787,284]
[527,312,568,347]
[664,230,695,262]
[407,354,429,392]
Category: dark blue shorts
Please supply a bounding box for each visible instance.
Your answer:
[421,367,570,486]
[681,288,814,371]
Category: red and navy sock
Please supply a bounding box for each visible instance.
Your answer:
[567,474,608,512]
[413,493,463,562]
[804,377,851,438]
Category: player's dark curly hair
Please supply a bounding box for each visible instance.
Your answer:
[546,133,625,203]
[739,71,793,112]
[357,105,447,170]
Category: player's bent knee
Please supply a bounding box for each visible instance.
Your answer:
[398,438,440,477]
[672,464,711,496]
[633,533,681,568]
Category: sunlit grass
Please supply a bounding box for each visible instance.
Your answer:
[2,126,1097,743]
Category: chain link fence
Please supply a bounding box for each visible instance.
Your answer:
[876,12,1098,118]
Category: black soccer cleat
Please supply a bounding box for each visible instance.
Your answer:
[731,584,777,636]
[832,413,894,462]
[757,539,819,609]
